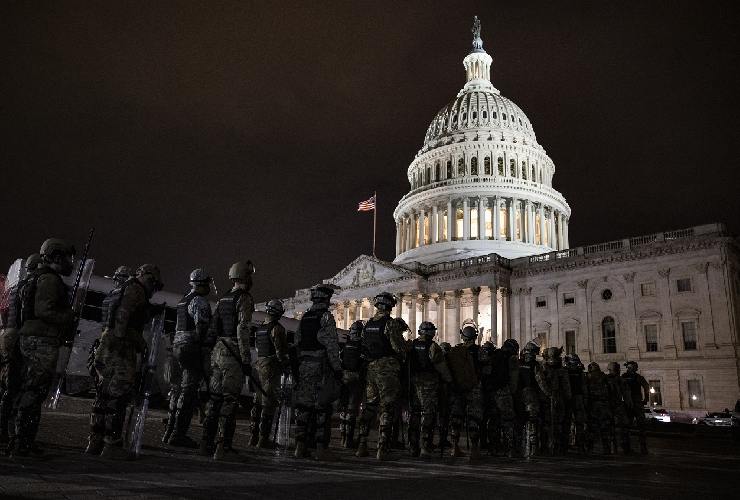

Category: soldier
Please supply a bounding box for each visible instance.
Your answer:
[516,341,542,458]
[0,253,42,445]
[536,347,571,455]
[606,361,632,454]
[200,261,255,459]
[564,353,587,454]
[292,284,342,461]
[407,321,452,458]
[622,361,649,454]
[483,339,519,457]
[355,292,407,461]
[437,341,453,452]
[104,266,133,288]
[249,298,289,448]
[338,320,364,449]
[11,239,75,457]
[87,264,163,458]
[585,362,612,454]
[446,325,484,462]
[163,269,212,448]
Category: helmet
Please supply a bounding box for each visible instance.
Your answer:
[565,353,583,369]
[523,341,540,355]
[542,347,563,366]
[502,339,520,354]
[265,298,285,317]
[24,253,42,272]
[440,342,452,354]
[418,321,437,336]
[373,292,397,311]
[310,284,336,302]
[105,265,133,282]
[349,320,364,335]
[136,264,164,291]
[587,362,602,373]
[39,238,74,257]
[189,268,211,284]
[624,360,638,370]
[228,261,255,281]
[607,361,621,375]
[460,325,478,341]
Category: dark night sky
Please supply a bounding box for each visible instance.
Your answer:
[2,1,739,301]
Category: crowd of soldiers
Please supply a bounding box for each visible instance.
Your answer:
[0,237,651,461]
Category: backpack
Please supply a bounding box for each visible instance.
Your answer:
[447,343,479,391]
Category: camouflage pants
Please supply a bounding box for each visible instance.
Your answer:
[169,343,203,417]
[358,356,401,449]
[565,394,587,452]
[610,403,631,452]
[293,353,335,446]
[516,387,541,457]
[339,370,363,444]
[624,403,647,450]
[409,373,439,451]
[588,398,612,453]
[0,329,22,440]
[251,356,282,440]
[450,383,483,446]
[203,339,244,449]
[14,336,60,446]
[92,331,138,444]
[483,386,516,455]
[540,395,567,455]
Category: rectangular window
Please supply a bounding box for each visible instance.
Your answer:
[535,296,547,308]
[644,324,658,352]
[640,282,656,296]
[676,278,692,293]
[563,292,575,306]
[648,380,662,406]
[565,330,576,355]
[602,323,617,354]
[688,379,704,408]
[681,320,697,350]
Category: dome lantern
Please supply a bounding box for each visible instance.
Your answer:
[463,16,495,93]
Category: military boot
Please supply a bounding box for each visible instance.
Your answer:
[199,415,218,456]
[168,407,198,448]
[355,438,369,457]
[85,433,105,455]
[249,404,262,447]
[257,412,275,449]
[161,412,176,444]
[315,443,337,461]
[376,443,390,461]
[450,438,465,457]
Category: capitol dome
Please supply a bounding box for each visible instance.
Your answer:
[393,17,571,265]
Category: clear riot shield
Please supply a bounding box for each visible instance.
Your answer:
[1,259,25,313]
[274,373,294,455]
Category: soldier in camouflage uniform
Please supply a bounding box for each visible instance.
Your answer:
[564,353,587,454]
[407,321,452,458]
[249,298,289,448]
[536,347,571,456]
[338,320,364,449]
[11,239,76,457]
[606,361,632,454]
[622,361,649,454]
[585,362,612,454]
[162,269,212,448]
[0,253,42,446]
[516,341,542,458]
[437,341,452,451]
[87,264,163,458]
[292,284,342,461]
[356,292,408,461]
[482,338,519,457]
[199,261,255,459]
[447,325,484,462]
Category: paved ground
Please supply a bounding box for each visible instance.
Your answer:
[2,396,739,499]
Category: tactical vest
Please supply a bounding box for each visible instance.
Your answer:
[255,321,277,358]
[489,349,512,390]
[588,372,610,400]
[622,373,644,403]
[362,315,393,360]
[410,337,434,373]
[215,289,245,338]
[518,363,537,389]
[175,291,198,333]
[19,272,44,324]
[102,278,150,332]
[298,309,325,351]
[341,334,362,371]
[568,369,585,396]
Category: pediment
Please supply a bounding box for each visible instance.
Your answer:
[326,254,419,289]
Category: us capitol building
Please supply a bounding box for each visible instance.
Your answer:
[270,20,740,418]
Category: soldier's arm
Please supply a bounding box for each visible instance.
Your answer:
[34,274,74,326]
[535,366,552,397]
[112,283,144,338]
[318,311,341,372]
[236,293,255,365]
[203,304,219,348]
[640,376,650,406]
[272,322,290,367]
[430,342,453,383]
[386,318,408,355]
[190,295,212,342]
[508,356,519,393]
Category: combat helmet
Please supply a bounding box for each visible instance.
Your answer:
[24,253,42,272]
[349,320,364,335]
[39,238,75,258]
[265,298,285,317]
[607,361,621,375]
[373,292,397,311]
[105,266,133,283]
[228,261,255,281]
[417,321,437,337]
[565,353,583,369]
[136,264,164,291]
[502,339,520,355]
[310,283,337,303]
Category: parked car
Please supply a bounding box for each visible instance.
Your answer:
[694,410,733,427]
[644,407,671,423]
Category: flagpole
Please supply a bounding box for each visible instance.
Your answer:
[372,191,377,257]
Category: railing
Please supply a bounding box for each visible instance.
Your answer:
[584,240,623,254]
[629,234,656,246]
[664,228,694,240]
[413,252,511,275]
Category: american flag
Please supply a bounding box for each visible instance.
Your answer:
[357,194,376,212]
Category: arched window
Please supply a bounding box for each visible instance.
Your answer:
[426,167,431,184]
[484,157,491,175]
[539,168,543,183]
[472,111,477,120]
[482,110,488,119]
[471,157,478,175]
[447,160,452,178]
[510,159,516,177]
[602,316,617,353]
[458,158,465,176]
[435,162,440,181]
[498,157,504,175]
[492,111,497,119]
[521,161,527,180]
[502,113,507,121]
[462,113,467,121]
[412,173,417,188]
[532,166,536,181]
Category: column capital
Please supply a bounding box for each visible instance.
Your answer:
[471,286,482,296]
[577,279,589,289]
[657,268,671,279]
[453,289,464,298]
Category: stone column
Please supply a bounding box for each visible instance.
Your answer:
[463,197,470,240]
[493,195,501,240]
[447,199,454,241]
[431,205,438,244]
[478,197,486,240]
[394,293,403,319]
[490,283,498,345]
[419,208,426,246]
[421,294,430,322]
[508,198,517,241]
[453,290,463,335]
[526,200,534,243]
[501,288,511,342]
[409,293,417,338]
[354,300,362,321]
[471,287,481,328]
[549,209,557,250]
[439,292,447,341]
[538,203,545,246]
[406,214,413,250]
[564,218,570,248]
[343,301,351,329]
